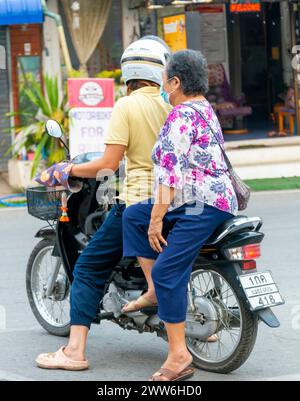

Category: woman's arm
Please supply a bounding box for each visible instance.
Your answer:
[70,144,126,178]
[147,107,194,252]
[148,184,175,253]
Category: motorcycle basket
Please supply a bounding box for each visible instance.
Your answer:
[26,187,68,221]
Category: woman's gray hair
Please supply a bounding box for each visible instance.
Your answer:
[166,49,209,95]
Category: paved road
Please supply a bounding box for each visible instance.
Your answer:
[0,190,299,381]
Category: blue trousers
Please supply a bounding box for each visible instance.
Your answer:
[70,203,125,328]
[122,200,233,323]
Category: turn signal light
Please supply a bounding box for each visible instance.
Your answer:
[225,244,261,261]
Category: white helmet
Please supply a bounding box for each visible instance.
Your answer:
[121,36,171,86]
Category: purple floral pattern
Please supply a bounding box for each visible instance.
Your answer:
[152,100,238,215]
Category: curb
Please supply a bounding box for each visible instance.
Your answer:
[250,189,300,195]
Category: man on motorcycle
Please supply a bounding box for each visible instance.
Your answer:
[36,36,172,370]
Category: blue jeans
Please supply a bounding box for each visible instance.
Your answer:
[70,203,126,329]
[123,200,233,323]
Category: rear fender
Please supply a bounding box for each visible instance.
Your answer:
[218,262,280,328]
[198,261,280,328]
[254,308,280,328]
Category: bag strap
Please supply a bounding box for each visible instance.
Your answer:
[184,102,233,171]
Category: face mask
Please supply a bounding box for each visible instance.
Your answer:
[160,77,176,105]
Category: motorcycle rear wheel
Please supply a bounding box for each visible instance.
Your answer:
[186,263,258,374]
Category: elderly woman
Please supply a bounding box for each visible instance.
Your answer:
[122,49,238,381]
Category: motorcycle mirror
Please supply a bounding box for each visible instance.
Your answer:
[45,120,63,139]
[45,119,71,161]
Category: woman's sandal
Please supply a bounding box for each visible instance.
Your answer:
[121,295,158,313]
[149,365,195,381]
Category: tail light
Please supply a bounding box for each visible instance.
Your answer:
[224,243,261,261]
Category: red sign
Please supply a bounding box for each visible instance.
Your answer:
[67,78,114,108]
[230,3,261,13]
[195,5,224,14]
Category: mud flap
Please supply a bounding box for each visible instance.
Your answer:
[254,307,280,328]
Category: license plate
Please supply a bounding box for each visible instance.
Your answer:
[238,271,285,311]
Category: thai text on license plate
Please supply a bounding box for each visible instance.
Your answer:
[239,271,284,311]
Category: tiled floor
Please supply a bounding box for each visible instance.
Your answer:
[223,116,277,142]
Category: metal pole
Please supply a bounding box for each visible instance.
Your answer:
[41,0,73,73]
[290,1,300,135]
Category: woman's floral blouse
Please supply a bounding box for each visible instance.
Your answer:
[151,100,238,215]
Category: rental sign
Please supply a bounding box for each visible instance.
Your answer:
[67,79,114,158]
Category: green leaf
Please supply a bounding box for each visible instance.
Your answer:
[25,82,51,117]
[5,124,39,157]
[30,134,49,178]
[6,111,33,118]
[45,74,59,113]
[6,74,69,177]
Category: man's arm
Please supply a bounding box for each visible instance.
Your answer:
[70,144,126,178]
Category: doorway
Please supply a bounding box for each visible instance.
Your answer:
[240,11,268,117]
[228,3,284,134]
[9,24,43,125]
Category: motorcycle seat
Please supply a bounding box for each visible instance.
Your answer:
[206,215,261,245]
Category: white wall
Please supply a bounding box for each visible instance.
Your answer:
[280,1,292,87]
[122,0,140,49]
[186,6,230,81]
[0,44,5,69]
[42,0,63,93]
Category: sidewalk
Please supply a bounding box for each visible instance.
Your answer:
[0,172,13,197]
[225,136,300,180]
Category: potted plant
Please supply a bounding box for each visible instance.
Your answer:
[6,74,69,188]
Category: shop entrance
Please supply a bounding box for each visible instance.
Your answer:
[9,24,43,125]
[229,3,284,135]
[240,12,268,118]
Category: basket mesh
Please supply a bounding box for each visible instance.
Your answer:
[26,187,67,221]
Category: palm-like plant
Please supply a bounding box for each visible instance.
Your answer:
[7,75,69,178]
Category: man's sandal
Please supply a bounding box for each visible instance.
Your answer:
[36,346,89,371]
[149,365,195,381]
[121,295,158,313]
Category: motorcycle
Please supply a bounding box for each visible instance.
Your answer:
[25,120,284,374]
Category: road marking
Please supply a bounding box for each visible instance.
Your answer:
[0,370,34,381]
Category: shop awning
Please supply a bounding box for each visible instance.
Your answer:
[0,0,43,25]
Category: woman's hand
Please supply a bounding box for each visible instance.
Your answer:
[148,217,168,253]
[148,184,175,252]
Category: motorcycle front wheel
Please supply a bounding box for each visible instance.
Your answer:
[186,263,258,374]
[26,239,71,337]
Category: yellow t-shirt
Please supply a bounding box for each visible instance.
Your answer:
[104,86,172,206]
